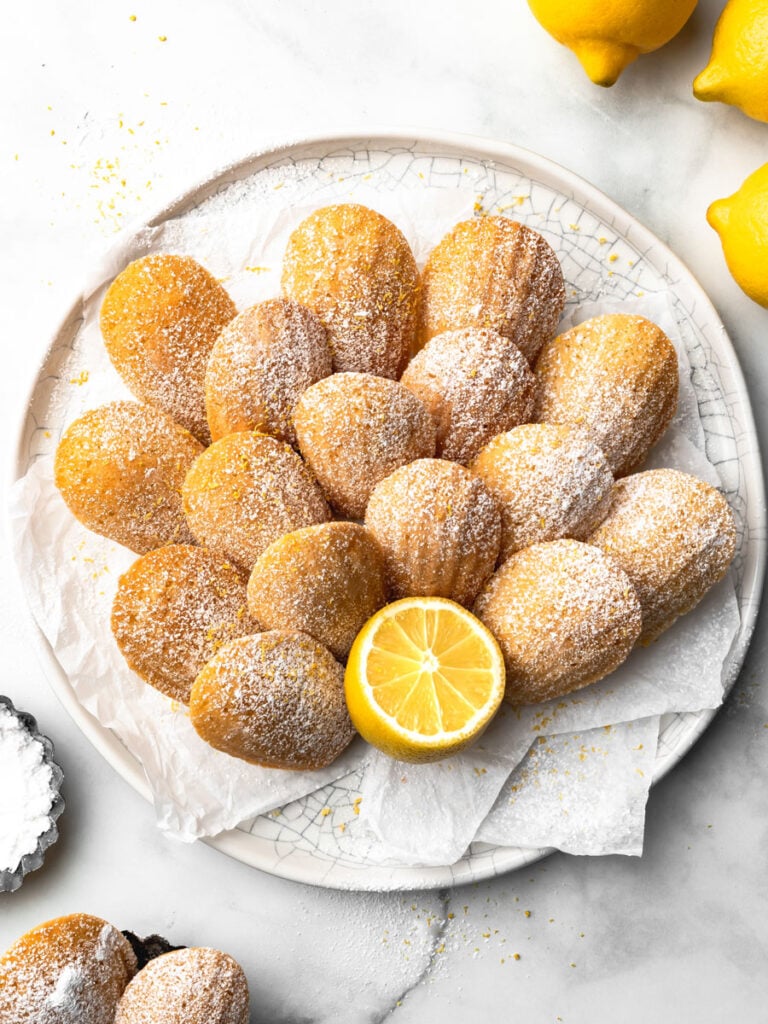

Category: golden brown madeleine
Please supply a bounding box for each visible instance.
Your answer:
[588,468,736,644]
[281,203,419,378]
[0,913,137,1024]
[205,297,332,447]
[365,459,502,607]
[100,254,236,444]
[471,423,614,561]
[474,540,642,704]
[247,522,387,661]
[190,632,355,769]
[112,544,258,704]
[54,400,203,554]
[400,328,537,464]
[114,947,249,1024]
[534,313,679,477]
[418,216,566,362]
[182,432,330,572]
[293,372,436,518]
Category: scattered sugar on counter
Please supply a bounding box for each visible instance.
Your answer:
[0,705,54,871]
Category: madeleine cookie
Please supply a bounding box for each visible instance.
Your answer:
[190,632,355,769]
[365,459,502,607]
[100,254,236,444]
[205,297,332,446]
[418,216,565,362]
[281,203,419,378]
[588,468,736,644]
[534,313,679,476]
[182,431,330,571]
[114,947,249,1024]
[474,540,642,704]
[54,400,203,554]
[400,328,537,464]
[294,372,436,518]
[0,913,136,1024]
[112,545,258,704]
[471,423,614,561]
[247,522,387,661]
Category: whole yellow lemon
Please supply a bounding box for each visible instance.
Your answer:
[707,163,768,308]
[527,0,698,86]
[693,0,768,122]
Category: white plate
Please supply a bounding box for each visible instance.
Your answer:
[13,130,766,891]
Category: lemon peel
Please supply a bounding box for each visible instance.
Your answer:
[707,163,768,308]
[527,0,698,86]
[693,0,768,123]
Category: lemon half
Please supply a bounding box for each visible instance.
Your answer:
[345,597,506,763]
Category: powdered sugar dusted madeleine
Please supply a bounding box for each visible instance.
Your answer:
[54,400,203,554]
[0,913,137,1024]
[182,431,330,572]
[534,313,679,477]
[418,216,566,362]
[282,203,419,378]
[474,540,642,704]
[365,459,502,607]
[247,522,387,661]
[100,254,236,444]
[294,372,436,518]
[112,544,258,704]
[205,297,332,446]
[588,468,736,645]
[471,423,614,561]
[190,632,355,769]
[114,947,249,1024]
[400,328,537,464]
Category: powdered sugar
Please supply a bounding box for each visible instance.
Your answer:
[364,458,502,607]
[534,313,679,477]
[400,327,537,464]
[294,372,436,519]
[471,422,614,560]
[182,431,331,571]
[101,254,237,445]
[282,203,419,379]
[111,545,258,704]
[54,400,202,555]
[588,468,737,643]
[190,632,355,770]
[0,704,55,872]
[247,522,387,660]
[114,947,249,1024]
[205,297,332,447]
[419,216,566,362]
[0,915,137,1024]
[474,539,643,704]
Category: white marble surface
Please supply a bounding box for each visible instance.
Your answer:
[1,2,767,1021]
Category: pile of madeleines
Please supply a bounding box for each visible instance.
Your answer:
[53,203,736,772]
[0,912,249,1024]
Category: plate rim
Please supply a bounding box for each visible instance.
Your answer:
[11,127,766,891]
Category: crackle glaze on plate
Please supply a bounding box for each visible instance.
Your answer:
[14,132,765,891]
